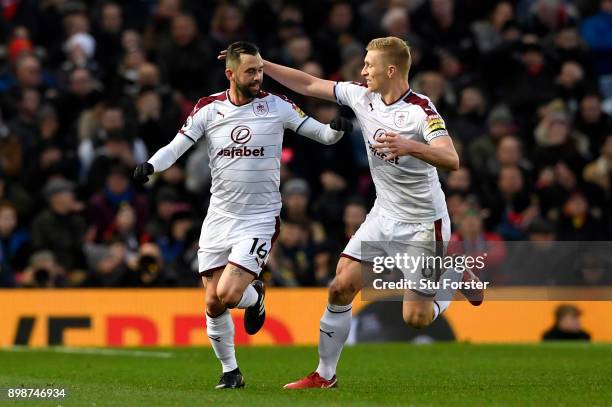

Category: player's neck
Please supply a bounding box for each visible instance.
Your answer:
[379,80,410,105]
[227,87,254,106]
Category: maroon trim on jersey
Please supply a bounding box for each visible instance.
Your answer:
[382,88,411,106]
[225,90,253,107]
[434,218,442,242]
[340,253,362,263]
[403,91,437,115]
[192,92,227,116]
[228,261,258,277]
[224,89,268,107]
[349,81,368,88]
[271,92,296,105]
[178,130,196,143]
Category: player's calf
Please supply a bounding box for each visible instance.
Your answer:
[402,301,435,329]
[217,286,244,309]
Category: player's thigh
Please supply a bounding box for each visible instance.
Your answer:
[216,263,256,306]
[341,211,389,262]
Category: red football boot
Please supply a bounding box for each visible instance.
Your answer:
[283,372,338,389]
[460,268,484,306]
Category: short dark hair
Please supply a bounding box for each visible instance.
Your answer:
[226,41,260,70]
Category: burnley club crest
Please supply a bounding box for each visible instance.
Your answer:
[253,101,269,116]
[394,111,409,127]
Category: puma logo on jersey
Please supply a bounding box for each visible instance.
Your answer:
[217,146,265,158]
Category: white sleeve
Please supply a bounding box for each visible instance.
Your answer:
[295,117,344,145]
[148,133,194,172]
[277,95,309,132]
[148,99,210,172]
[333,81,368,108]
[179,102,208,143]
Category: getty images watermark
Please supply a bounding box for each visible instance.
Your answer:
[370,252,490,291]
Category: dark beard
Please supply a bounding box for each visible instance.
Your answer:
[236,80,260,98]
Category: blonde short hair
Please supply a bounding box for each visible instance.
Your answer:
[366,37,411,78]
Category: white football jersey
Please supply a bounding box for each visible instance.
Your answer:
[334,81,448,223]
[180,90,308,219]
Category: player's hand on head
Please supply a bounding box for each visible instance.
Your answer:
[330,116,353,132]
[133,162,154,184]
[217,50,227,60]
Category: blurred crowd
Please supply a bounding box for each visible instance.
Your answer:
[0,0,610,288]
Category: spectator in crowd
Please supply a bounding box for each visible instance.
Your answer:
[449,199,506,281]
[119,242,168,287]
[451,86,487,143]
[468,105,516,175]
[0,201,31,287]
[536,161,607,222]
[542,304,591,340]
[158,12,215,102]
[471,2,514,54]
[282,178,325,244]
[583,133,612,196]
[31,178,87,283]
[315,0,359,75]
[557,192,606,240]
[487,165,537,240]
[19,250,66,288]
[82,104,147,189]
[580,0,612,74]
[156,209,193,273]
[268,220,314,286]
[88,163,148,242]
[55,67,102,141]
[94,2,124,83]
[574,93,612,157]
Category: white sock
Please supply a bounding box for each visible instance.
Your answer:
[432,300,450,321]
[315,303,352,380]
[236,284,258,309]
[432,267,462,321]
[206,309,238,372]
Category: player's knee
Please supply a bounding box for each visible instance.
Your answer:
[205,296,225,317]
[402,308,432,329]
[216,286,242,308]
[328,278,355,304]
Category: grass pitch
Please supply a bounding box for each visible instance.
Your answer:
[1,343,611,406]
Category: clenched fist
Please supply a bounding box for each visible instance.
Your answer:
[133,162,154,184]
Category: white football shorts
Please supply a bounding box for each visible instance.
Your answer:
[198,209,280,277]
[341,210,451,297]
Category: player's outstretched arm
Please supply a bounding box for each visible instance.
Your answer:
[217,50,335,102]
[373,133,460,171]
[263,59,336,102]
[296,116,353,145]
[133,134,193,184]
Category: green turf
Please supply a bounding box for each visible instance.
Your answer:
[1,343,611,406]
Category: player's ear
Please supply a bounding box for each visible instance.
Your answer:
[387,65,396,79]
[225,68,234,82]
